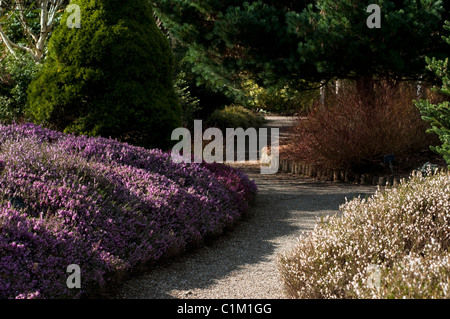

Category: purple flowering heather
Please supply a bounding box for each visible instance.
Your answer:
[0,123,257,299]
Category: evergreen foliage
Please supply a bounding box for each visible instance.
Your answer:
[291,0,448,82]
[154,0,450,99]
[27,0,182,149]
[416,20,450,166]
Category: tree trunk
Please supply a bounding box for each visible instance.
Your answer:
[335,79,341,95]
[356,74,376,109]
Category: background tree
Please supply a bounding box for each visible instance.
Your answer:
[153,0,312,102]
[0,0,69,62]
[0,52,41,123]
[27,0,182,149]
[154,0,450,106]
[290,0,449,107]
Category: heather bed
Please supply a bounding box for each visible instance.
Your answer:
[0,123,257,299]
[278,170,450,299]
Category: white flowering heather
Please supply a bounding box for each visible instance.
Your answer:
[278,170,450,299]
[0,124,257,299]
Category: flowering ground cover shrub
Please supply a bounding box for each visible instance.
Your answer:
[278,170,450,299]
[0,123,257,299]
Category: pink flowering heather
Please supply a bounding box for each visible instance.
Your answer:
[0,123,257,299]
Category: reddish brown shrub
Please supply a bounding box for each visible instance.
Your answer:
[283,81,441,172]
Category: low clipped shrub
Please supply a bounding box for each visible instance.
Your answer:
[207,105,265,131]
[278,170,450,299]
[0,123,257,299]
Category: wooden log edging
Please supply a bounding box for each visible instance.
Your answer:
[279,158,406,188]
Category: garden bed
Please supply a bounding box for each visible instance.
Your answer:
[0,123,257,299]
[278,170,450,299]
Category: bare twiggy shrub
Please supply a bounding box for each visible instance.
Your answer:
[283,81,440,172]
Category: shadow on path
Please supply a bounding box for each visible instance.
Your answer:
[115,163,376,299]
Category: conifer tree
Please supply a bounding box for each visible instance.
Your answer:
[416,21,450,166]
[155,0,449,101]
[27,0,182,149]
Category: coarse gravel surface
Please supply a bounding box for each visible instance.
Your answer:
[114,116,378,299]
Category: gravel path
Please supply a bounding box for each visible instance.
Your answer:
[115,116,377,299]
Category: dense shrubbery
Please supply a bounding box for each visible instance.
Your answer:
[26,0,181,149]
[242,79,319,115]
[0,123,257,299]
[207,105,265,131]
[283,82,440,172]
[279,170,450,299]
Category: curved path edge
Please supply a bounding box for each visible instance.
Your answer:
[114,117,377,299]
